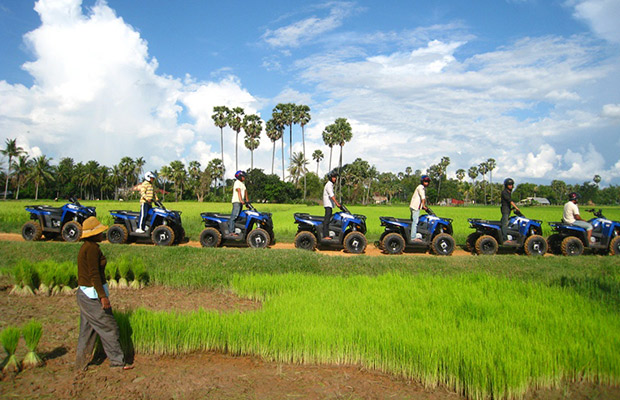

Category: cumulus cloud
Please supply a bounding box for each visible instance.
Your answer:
[0,0,259,177]
[602,103,620,118]
[569,0,620,43]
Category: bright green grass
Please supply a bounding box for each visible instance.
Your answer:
[2,200,619,243]
[119,272,620,399]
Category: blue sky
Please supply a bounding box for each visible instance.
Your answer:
[1,0,619,184]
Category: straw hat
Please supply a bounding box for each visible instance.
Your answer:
[80,216,108,239]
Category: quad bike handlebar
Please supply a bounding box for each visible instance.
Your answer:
[586,208,605,219]
[244,202,257,211]
[425,207,435,216]
[339,204,351,214]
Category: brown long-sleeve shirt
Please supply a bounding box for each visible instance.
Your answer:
[77,240,107,299]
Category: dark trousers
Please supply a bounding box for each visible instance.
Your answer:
[500,212,510,241]
[138,202,151,230]
[75,289,124,370]
[323,207,333,238]
[228,202,242,233]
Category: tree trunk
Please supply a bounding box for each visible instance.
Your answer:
[235,131,239,171]
[271,142,275,174]
[220,128,224,171]
[35,182,39,200]
[251,150,254,170]
[281,137,285,181]
[338,145,343,203]
[316,161,319,176]
[328,147,333,171]
[289,125,293,164]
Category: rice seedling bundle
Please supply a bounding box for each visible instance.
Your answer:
[1,326,21,374]
[21,320,43,369]
[35,260,56,296]
[118,272,620,399]
[9,260,37,296]
[129,256,149,289]
[105,262,119,289]
[116,256,131,289]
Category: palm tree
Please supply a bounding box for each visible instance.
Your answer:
[1,138,25,200]
[228,107,245,171]
[287,152,309,187]
[134,157,146,185]
[478,161,489,205]
[295,104,311,201]
[169,160,187,202]
[118,157,136,189]
[109,164,123,200]
[312,149,324,175]
[272,103,296,164]
[265,119,283,176]
[322,126,337,171]
[188,161,202,201]
[158,165,173,201]
[243,114,262,170]
[82,160,100,200]
[435,156,450,202]
[212,105,230,168]
[486,158,496,203]
[11,155,31,200]
[29,155,55,200]
[206,158,225,197]
[593,174,602,186]
[329,118,353,201]
[468,166,478,203]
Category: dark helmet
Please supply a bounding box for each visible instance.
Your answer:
[504,178,515,187]
[329,171,339,179]
[568,192,580,201]
[235,170,246,180]
[421,175,431,184]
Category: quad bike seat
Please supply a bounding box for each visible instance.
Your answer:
[201,212,233,219]
[294,213,325,222]
[110,210,140,217]
[380,216,411,224]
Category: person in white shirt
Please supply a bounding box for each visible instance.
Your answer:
[322,172,341,240]
[228,170,248,236]
[409,175,430,242]
[563,192,593,244]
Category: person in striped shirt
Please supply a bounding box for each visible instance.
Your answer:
[136,171,158,233]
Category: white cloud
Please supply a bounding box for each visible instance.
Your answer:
[262,2,356,48]
[569,0,620,43]
[0,0,260,178]
[602,103,620,118]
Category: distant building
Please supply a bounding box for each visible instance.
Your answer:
[372,195,388,204]
[438,198,465,206]
[518,197,550,206]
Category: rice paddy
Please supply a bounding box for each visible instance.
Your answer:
[118,272,620,399]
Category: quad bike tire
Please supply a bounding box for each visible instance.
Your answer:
[294,231,317,251]
[465,233,480,253]
[246,228,270,249]
[608,236,620,256]
[61,221,82,242]
[524,235,548,256]
[475,235,498,255]
[22,221,43,241]
[561,236,583,256]
[200,227,221,248]
[344,231,367,254]
[431,233,455,256]
[107,224,129,244]
[151,225,175,246]
[546,234,562,255]
[381,232,405,255]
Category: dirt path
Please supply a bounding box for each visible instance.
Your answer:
[0,232,472,257]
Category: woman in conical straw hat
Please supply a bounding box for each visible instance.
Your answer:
[75,216,133,371]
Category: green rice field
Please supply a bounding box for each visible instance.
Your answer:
[2,199,619,243]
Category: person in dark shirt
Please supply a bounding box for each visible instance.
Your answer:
[500,178,520,243]
[76,216,133,371]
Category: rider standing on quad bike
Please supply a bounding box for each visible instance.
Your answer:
[501,178,520,243]
[563,192,593,245]
[229,170,249,237]
[410,175,430,243]
[322,172,341,240]
[136,171,158,234]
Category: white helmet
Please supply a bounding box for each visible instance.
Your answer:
[145,171,156,181]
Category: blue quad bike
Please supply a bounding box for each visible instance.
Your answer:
[548,209,620,256]
[293,204,368,254]
[107,201,185,246]
[376,208,456,256]
[21,197,96,242]
[199,202,275,249]
[466,210,548,256]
